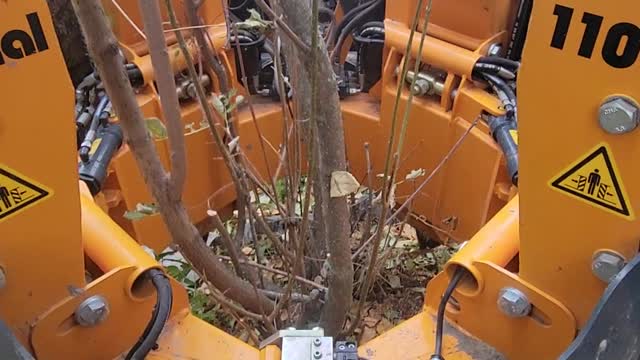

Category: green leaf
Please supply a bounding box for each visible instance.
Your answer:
[211,94,225,117]
[123,203,159,221]
[123,210,148,221]
[145,118,168,140]
[165,265,182,279]
[235,9,273,32]
[190,289,218,323]
[275,178,287,203]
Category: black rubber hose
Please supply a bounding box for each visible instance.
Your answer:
[353,26,385,45]
[473,63,516,80]
[431,267,467,360]
[125,269,173,360]
[318,6,335,25]
[360,21,385,29]
[329,0,377,46]
[482,73,517,119]
[488,115,519,185]
[79,95,109,163]
[507,0,533,61]
[477,56,520,72]
[359,26,385,38]
[333,0,384,62]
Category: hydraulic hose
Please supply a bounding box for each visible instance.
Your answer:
[488,115,519,185]
[431,267,467,360]
[473,63,516,80]
[507,0,533,61]
[476,56,520,72]
[75,72,98,116]
[79,124,124,195]
[481,73,517,119]
[125,269,173,360]
[79,95,109,162]
[353,24,385,45]
[333,0,384,62]
[329,0,377,46]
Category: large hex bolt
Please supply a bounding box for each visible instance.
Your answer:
[497,287,531,318]
[592,250,626,283]
[74,295,110,327]
[411,78,432,96]
[599,96,640,134]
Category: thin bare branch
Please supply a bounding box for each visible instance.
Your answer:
[111,0,146,40]
[255,0,311,54]
[351,117,480,261]
[73,0,273,314]
[217,255,328,291]
[209,210,245,278]
[138,0,186,195]
[361,142,374,245]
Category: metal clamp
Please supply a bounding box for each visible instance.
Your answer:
[260,327,333,360]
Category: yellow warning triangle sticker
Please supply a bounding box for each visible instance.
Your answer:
[550,143,633,220]
[0,165,52,223]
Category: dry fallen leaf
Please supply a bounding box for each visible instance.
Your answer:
[387,274,402,289]
[405,168,426,180]
[330,171,361,198]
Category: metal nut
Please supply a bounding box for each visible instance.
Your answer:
[497,287,531,318]
[599,97,640,134]
[592,250,626,283]
[411,79,432,96]
[313,338,322,347]
[74,295,110,327]
[313,350,323,359]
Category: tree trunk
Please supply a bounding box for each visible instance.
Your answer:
[272,0,354,336]
[71,0,274,315]
[47,0,91,85]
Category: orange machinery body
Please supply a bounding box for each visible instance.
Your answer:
[0,0,638,359]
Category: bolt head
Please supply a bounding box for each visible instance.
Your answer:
[411,79,431,96]
[497,287,531,318]
[592,251,626,283]
[599,97,640,134]
[74,295,110,327]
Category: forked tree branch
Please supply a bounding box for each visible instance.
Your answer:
[72,0,274,314]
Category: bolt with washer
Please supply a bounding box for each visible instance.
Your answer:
[592,250,626,283]
[74,295,110,327]
[599,96,640,134]
[497,287,531,318]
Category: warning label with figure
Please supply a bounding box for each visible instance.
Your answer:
[0,165,52,223]
[550,143,633,220]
